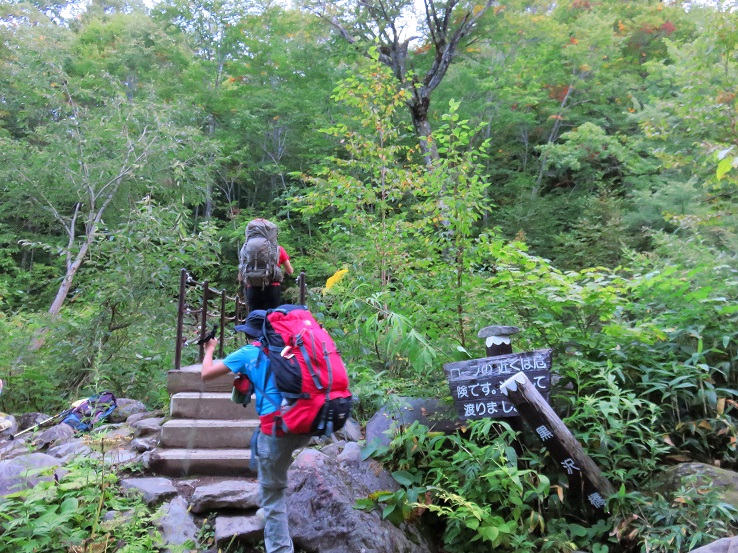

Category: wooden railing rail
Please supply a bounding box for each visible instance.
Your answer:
[174,268,307,369]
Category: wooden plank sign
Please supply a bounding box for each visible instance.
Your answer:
[443,349,552,420]
[499,371,615,515]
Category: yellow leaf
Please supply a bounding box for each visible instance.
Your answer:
[717,397,726,415]
[324,268,349,294]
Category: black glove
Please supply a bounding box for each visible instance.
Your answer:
[195,325,218,346]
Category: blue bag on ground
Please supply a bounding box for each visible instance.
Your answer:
[62,391,118,432]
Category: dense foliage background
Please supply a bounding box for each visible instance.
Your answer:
[1,0,737,551]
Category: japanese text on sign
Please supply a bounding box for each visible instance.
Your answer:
[444,349,553,380]
[444,350,553,421]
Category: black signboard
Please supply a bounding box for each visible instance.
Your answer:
[443,349,552,420]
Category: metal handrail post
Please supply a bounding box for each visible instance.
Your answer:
[198,280,210,363]
[174,269,187,370]
[219,289,226,358]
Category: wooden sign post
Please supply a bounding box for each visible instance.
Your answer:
[443,348,553,420]
[479,325,520,357]
[442,324,614,515]
[500,371,615,515]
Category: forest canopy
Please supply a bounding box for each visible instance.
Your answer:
[0,0,737,551]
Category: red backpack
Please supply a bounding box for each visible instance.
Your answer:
[258,305,353,436]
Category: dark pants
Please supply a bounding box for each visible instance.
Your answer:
[247,284,281,311]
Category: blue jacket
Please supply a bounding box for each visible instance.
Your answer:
[223,344,282,416]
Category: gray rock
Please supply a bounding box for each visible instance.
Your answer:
[0,452,62,496]
[189,479,261,514]
[336,441,362,467]
[0,413,17,437]
[130,417,165,438]
[0,437,30,460]
[287,448,436,553]
[131,436,160,452]
[31,423,76,449]
[155,495,199,553]
[103,509,136,525]
[321,441,346,457]
[336,417,363,442]
[15,412,51,432]
[90,424,133,441]
[109,399,148,423]
[689,537,738,553]
[121,476,178,505]
[365,396,461,449]
[127,409,166,425]
[214,513,265,545]
[47,439,92,461]
[91,447,140,467]
[139,450,154,471]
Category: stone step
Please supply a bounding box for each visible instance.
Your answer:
[160,419,259,449]
[170,392,257,420]
[149,448,255,477]
[167,364,234,394]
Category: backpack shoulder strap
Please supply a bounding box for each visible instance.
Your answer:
[248,345,281,413]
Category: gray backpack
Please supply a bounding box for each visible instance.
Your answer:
[239,218,283,289]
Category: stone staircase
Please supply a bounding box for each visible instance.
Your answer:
[150,364,259,477]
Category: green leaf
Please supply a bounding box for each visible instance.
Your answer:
[716,156,734,180]
[391,470,415,487]
[382,504,396,520]
[59,497,79,515]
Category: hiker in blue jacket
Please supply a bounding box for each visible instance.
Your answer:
[201,310,310,553]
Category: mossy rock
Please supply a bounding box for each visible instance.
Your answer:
[654,462,738,510]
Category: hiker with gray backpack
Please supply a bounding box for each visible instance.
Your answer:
[239,218,294,311]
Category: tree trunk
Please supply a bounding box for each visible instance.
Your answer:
[410,97,439,164]
[48,241,91,316]
[317,0,497,162]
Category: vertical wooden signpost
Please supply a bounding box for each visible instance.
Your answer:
[443,325,614,516]
[500,372,615,513]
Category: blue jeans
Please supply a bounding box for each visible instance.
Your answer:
[256,431,310,553]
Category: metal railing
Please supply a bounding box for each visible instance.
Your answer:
[174,268,307,369]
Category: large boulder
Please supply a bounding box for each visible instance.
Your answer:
[365,396,461,448]
[109,399,148,423]
[47,438,92,462]
[287,447,437,553]
[690,537,738,553]
[130,417,165,438]
[0,452,63,496]
[655,462,738,510]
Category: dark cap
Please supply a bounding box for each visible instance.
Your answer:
[234,310,267,338]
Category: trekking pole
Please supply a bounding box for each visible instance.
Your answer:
[299,271,306,306]
[9,398,84,440]
[9,410,69,440]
